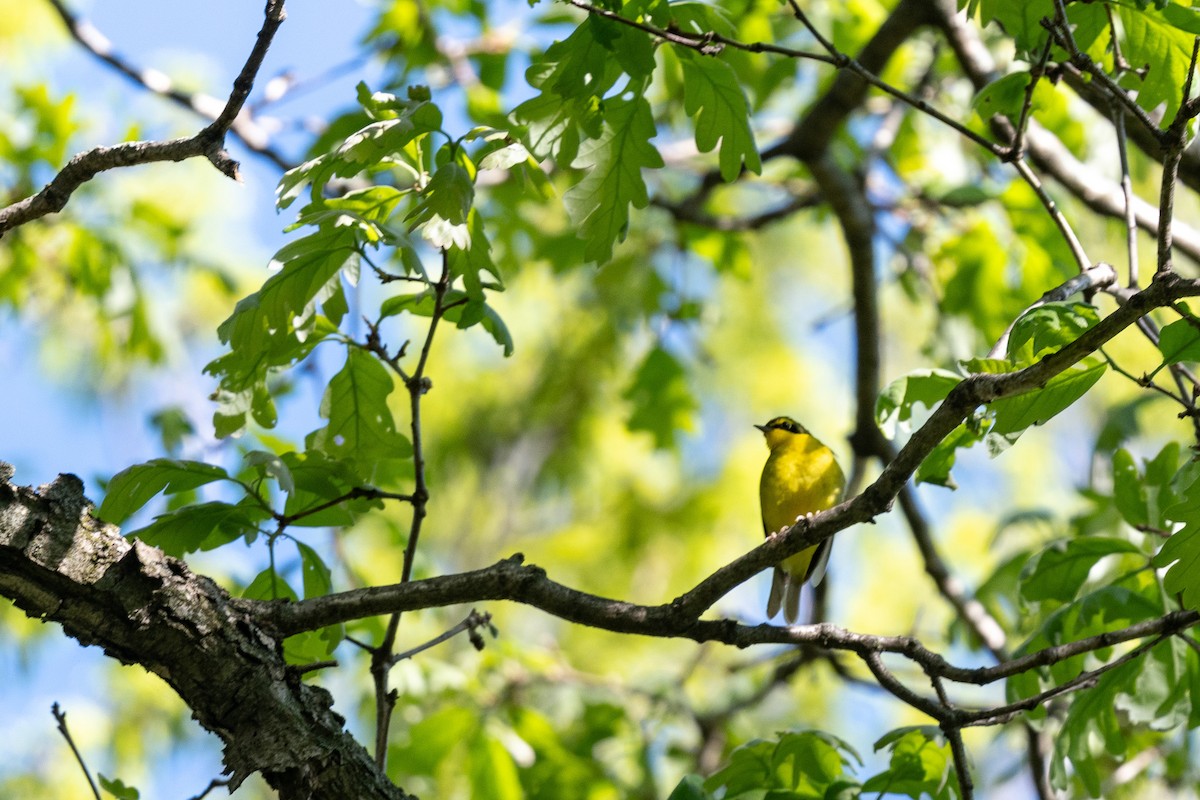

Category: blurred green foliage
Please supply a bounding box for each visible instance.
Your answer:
[8,0,1200,798]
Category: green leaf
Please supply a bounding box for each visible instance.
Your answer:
[447,210,504,298]
[704,740,776,794]
[1154,523,1200,610]
[876,369,961,438]
[773,730,857,790]
[243,450,296,495]
[478,141,531,171]
[242,566,297,602]
[971,72,1037,122]
[704,732,859,797]
[131,501,268,557]
[296,540,333,599]
[1155,316,1200,370]
[1114,636,1192,731]
[389,706,478,775]
[1020,537,1142,603]
[1007,302,1099,364]
[98,774,140,800]
[305,348,413,476]
[1118,6,1199,126]
[915,422,985,488]
[286,185,406,242]
[680,52,761,182]
[276,86,443,208]
[968,0,1054,53]
[406,160,475,229]
[1114,443,1182,529]
[624,346,696,449]
[148,407,195,457]
[279,450,383,527]
[217,227,358,356]
[862,728,951,799]
[988,360,1107,436]
[563,94,663,264]
[666,775,712,800]
[98,459,231,524]
[468,735,523,800]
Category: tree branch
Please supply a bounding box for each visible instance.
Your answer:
[0,0,287,238]
[44,0,291,170]
[0,469,411,800]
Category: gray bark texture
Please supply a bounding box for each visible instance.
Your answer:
[0,464,411,800]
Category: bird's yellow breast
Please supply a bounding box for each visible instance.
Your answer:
[759,433,844,537]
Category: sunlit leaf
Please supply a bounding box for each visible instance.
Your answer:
[98,459,231,524]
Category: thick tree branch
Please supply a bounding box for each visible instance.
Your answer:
[251,273,1200,659]
[0,468,411,800]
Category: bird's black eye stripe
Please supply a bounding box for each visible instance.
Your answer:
[767,417,802,433]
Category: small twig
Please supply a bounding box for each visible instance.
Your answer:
[51,703,101,800]
[187,778,232,800]
[371,253,452,768]
[862,652,946,719]
[1010,157,1091,272]
[391,609,495,664]
[1105,4,1130,73]
[573,0,1005,158]
[961,634,1170,727]
[1100,348,1188,407]
[652,191,822,231]
[1113,105,1140,287]
[1156,37,1200,277]
[275,486,415,529]
[785,0,840,57]
[1044,4,1164,144]
[1009,39,1055,159]
[568,0,837,62]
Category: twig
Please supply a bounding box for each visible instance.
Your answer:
[1009,156,1090,272]
[275,486,415,529]
[187,778,232,800]
[45,0,291,170]
[1043,3,1164,144]
[1155,36,1200,277]
[1114,106,1140,287]
[960,634,1170,727]
[568,0,837,63]
[371,253,451,768]
[391,609,495,664]
[51,703,101,800]
[573,0,1004,159]
[0,0,288,237]
[1009,38,1054,159]
[652,191,822,231]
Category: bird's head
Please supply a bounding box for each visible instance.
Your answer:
[755,416,809,449]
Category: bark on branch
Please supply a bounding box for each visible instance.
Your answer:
[0,467,411,800]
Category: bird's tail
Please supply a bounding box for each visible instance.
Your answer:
[766,567,803,624]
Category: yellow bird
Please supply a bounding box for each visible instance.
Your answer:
[756,416,845,624]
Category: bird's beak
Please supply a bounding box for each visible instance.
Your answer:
[754,424,768,432]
